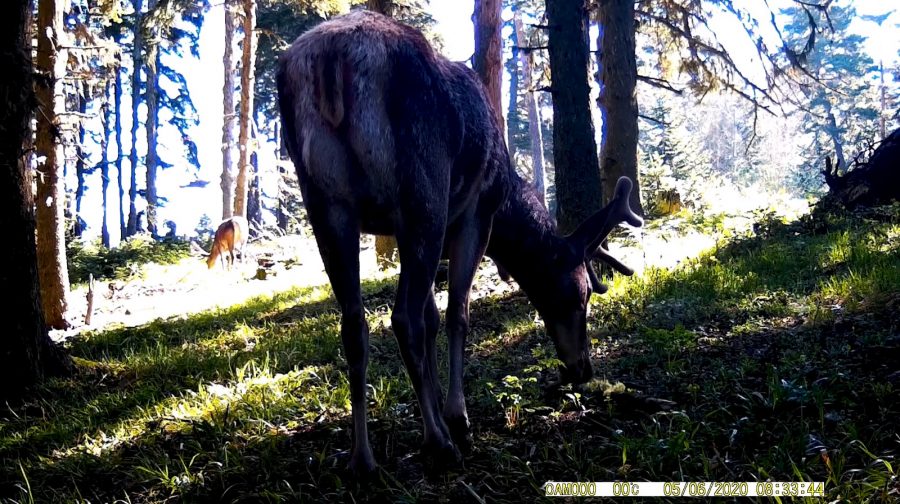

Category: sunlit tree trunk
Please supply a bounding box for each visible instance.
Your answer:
[74,81,89,238]
[101,79,112,248]
[115,54,126,241]
[506,7,519,159]
[145,11,160,238]
[515,12,546,206]
[34,0,71,329]
[274,120,288,233]
[221,0,237,219]
[1,0,71,399]
[247,114,262,231]
[825,101,846,170]
[597,0,642,214]
[473,0,504,132]
[233,0,257,218]
[546,0,602,234]
[126,0,144,237]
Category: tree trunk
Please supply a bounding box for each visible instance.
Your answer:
[473,0,504,133]
[115,54,126,241]
[74,81,89,238]
[248,151,262,231]
[101,79,112,248]
[233,0,257,218]
[597,0,642,214]
[506,7,519,159]
[34,0,71,330]
[247,114,263,230]
[0,0,70,400]
[515,12,546,206]
[545,0,603,234]
[826,105,846,170]
[879,61,886,140]
[366,0,394,16]
[126,0,144,237]
[145,30,160,238]
[221,0,237,220]
[274,120,288,232]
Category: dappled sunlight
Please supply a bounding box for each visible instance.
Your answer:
[58,234,397,339]
[5,208,899,502]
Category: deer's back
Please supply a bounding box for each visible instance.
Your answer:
[277,11,509,234]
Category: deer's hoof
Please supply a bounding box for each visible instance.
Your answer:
[445,416,473,455]
[347,450,378,480]
[422,439,463,475]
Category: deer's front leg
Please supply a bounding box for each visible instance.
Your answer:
[444,210,492,453]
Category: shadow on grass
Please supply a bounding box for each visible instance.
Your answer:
[2,207,899,502]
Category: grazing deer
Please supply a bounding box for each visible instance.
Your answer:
[276,11,642,475]
[206,216,248,270]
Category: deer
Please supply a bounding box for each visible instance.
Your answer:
[276,10,642,475]
[206,216,248,270]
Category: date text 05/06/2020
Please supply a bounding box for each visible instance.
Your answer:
[543,481,826,497]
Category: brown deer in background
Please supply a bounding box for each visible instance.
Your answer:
[206,216,247,270]
[276,11,641,475]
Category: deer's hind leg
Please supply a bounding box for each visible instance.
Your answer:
[300,132,376,476]
[305,197,375,476]
[390,166,460,472]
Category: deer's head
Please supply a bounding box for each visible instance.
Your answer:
[522,177,643,384]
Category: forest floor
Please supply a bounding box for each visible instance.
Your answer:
[2,201,899,503]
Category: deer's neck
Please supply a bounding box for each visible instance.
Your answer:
[486,177,564,291]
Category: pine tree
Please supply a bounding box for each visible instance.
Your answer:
[781,4,879,179]
[34,0,72,329]
[546,0,602,234]
[0,0,71,400]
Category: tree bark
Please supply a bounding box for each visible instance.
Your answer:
[1,0,71,400]
[515,12,547,206]
[35,0,71,330]
[145,26,160,238]
[248,152,262,231]
[115,53,126,241]
[825,105,846,170]
[597,0,642,214]
[506,7,519,159]
[233,0,257,218]
[101,80,112,248]
[221,0,237,220]
[546,0,603,234]
[74,81,89,238]
[247,114,263,230]
[473,0,504,133]
[126,0,144,237]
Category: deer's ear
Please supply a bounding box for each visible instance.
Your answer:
[552,241,584,271]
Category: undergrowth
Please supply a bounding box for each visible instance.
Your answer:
[3,204,898,502]
[68,236,191,285]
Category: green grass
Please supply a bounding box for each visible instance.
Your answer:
[2,205,899,502]
[67,236,191,285]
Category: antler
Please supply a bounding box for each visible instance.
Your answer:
[568,177,643,293]
[568,177,643,255]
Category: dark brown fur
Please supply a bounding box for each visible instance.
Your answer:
[276,10,641,475]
